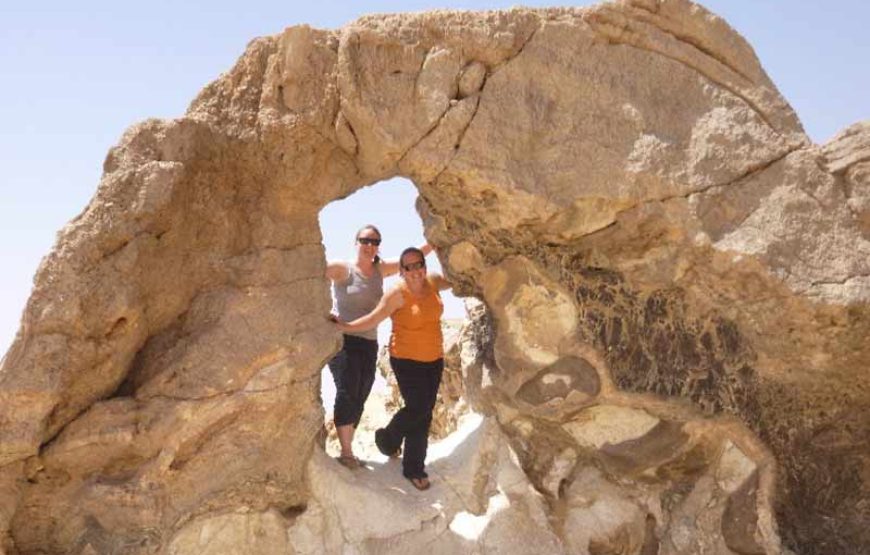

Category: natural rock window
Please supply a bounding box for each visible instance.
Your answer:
[317,177,468,453]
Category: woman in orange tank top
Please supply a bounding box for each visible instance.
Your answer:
[335,247,451,490]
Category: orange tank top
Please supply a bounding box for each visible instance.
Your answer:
[389,277,444,362]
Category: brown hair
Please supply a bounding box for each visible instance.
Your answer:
[399,247,425,272]
[355,224,381,241]
[356,224,382,264]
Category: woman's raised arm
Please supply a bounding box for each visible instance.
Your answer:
[429,273,452,291]
[380,242,434,277]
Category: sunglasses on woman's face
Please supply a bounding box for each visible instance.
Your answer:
[402,260,426,271]
[357,237,381,246]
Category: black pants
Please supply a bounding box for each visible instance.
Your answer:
[380,356,444,479]
[328,334,378,427]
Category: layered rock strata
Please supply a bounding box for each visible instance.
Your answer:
[1,1,868,554]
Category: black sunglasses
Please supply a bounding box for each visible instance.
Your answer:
[402,260,426,271]
[357,237,381,246]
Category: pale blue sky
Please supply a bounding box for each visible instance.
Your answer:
[2,1,869,355]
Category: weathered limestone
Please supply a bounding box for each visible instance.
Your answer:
[1,1,868,553]
[460,299,783,554]
[215,414,567,555]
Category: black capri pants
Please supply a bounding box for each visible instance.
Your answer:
[327,334,378,427]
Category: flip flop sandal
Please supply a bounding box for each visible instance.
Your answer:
[407,476,430,491]
[336,455,361,470]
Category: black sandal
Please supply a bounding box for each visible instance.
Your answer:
[336,454,361,470]
[407,475,430,491]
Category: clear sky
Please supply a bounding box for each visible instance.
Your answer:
[2,0,869,356]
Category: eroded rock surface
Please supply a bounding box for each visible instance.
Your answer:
[2,2,868,554]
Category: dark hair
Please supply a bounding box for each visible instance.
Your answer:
[356,224,382,264]
[355,224,381,241]
[399,247,425,271]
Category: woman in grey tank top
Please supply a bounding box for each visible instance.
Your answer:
[325,225,432,469]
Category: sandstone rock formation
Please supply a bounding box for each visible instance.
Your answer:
[1,1,868,554]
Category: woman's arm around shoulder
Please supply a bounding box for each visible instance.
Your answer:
[380,242,435,277]
[336,286,405,333]
[428,273,452,291]
[326,261,350,283]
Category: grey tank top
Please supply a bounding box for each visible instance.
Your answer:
[333,263,383,341]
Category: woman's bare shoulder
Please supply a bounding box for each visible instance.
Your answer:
[428,273,452,291]
[326,260,350,282]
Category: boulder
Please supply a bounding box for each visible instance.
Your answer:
[1,2,868,553]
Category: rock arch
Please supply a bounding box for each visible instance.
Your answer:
[1,2,868,554]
